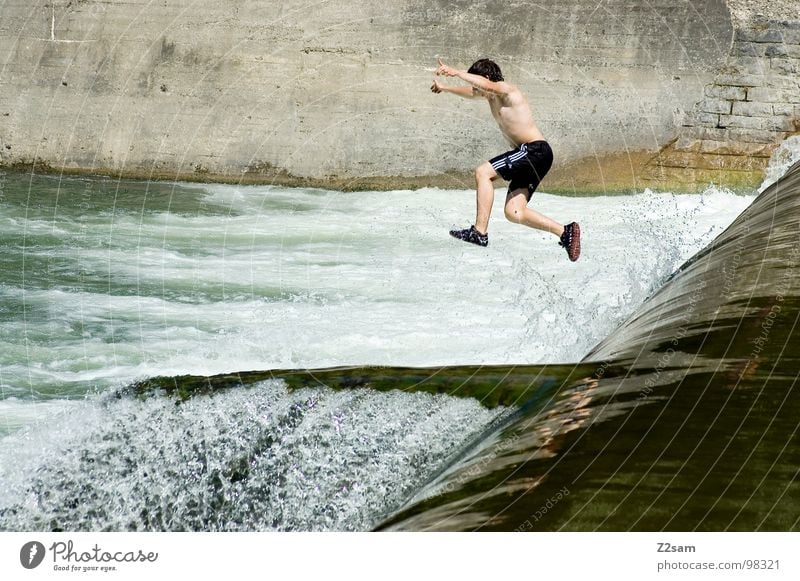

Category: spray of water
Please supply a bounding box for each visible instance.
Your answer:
[760,135,800,192]
[0,381,507,531]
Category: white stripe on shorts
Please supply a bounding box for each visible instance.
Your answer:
[493,143,528,171]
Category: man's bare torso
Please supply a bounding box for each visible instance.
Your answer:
[485,86,544,147]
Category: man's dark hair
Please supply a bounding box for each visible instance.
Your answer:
[468,59,503,82]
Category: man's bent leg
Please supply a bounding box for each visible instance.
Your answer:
[474,162,498,234]
[504,189,564,237]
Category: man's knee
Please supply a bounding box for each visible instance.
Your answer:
[475,163,496,182]
[504,204,522,223]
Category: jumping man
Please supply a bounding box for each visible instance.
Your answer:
[431,58,580,261]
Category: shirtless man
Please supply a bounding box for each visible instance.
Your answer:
[431,58,580,261]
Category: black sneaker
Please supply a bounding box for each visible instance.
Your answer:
[449,225,488,247]
[559,222,581,261]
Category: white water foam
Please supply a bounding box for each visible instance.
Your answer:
[0,382,505,531]
[0,184,754,408]
[0,178,757,531]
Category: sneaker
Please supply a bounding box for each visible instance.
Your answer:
[449,225,488,247]
[559,222,581,261]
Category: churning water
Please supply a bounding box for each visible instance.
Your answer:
[0,169,759,530]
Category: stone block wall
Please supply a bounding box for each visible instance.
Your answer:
[653,18,800,186]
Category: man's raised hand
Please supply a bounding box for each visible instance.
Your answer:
[435,58,457,77]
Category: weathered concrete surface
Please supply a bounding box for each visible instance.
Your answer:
[651,16,800,188]
[0,0,733,189]
[727,0,800,26]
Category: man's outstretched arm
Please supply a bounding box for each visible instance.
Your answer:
[434,58,511,96]
[430,78,476,98]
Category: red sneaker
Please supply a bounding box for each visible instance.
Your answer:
[559,222,581,261]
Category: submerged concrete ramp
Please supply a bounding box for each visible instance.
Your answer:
[0,0,732,188]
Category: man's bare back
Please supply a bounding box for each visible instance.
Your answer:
[431,58,580,261]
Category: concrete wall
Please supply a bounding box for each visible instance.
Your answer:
[0,0,733,187]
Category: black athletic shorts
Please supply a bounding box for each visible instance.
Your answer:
[489,140,553,197]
